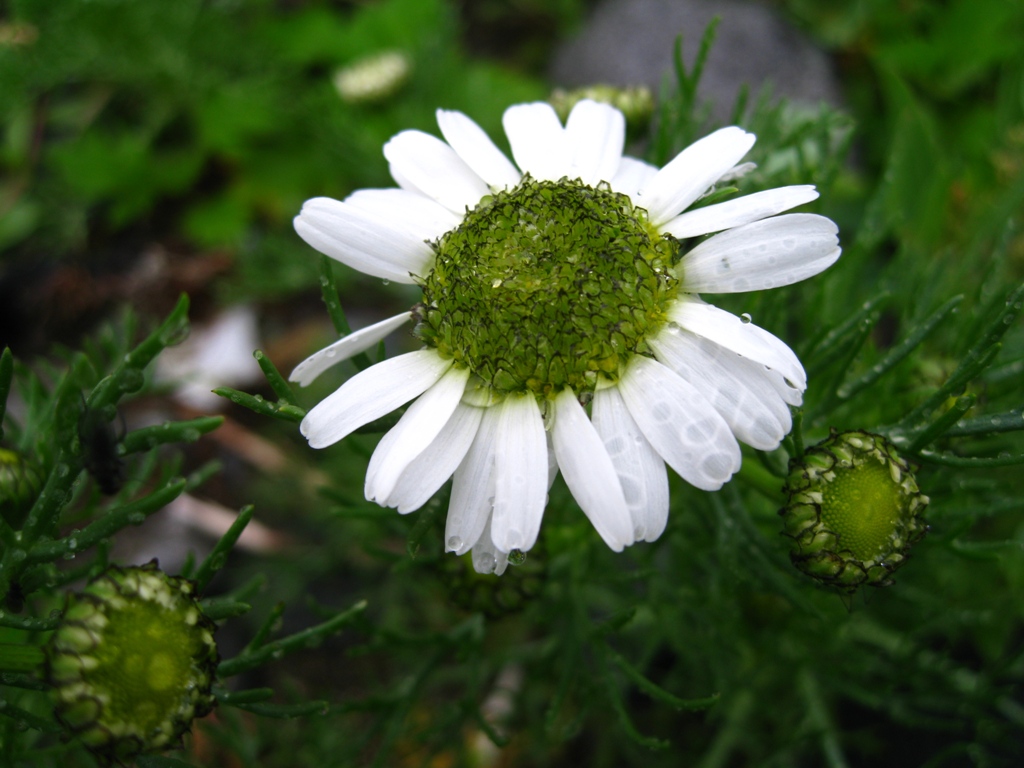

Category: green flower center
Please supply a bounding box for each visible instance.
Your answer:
[88,597,209,733]
[414,176,681,398]
[820,458,902,561]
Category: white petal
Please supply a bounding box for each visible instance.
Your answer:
[470,516,509,576]
[383,129,490,214]
[365,366,470,503]
[490,394,548,553]
[638,127,756,226]
[290,312,412,387]
[436,109,522,190]
[502,102,570,181]
[618,356,741,491]
[661,185,819,239]
[565,99,625,186]
[345,188,460,242]
[668,297,807,390]
[294,197,432,283]
[763,365,804,406]
[592,386,669,542]
[447,405,501,555]
[611,156,660,199]
[300,350,451,449]
[650,329,790,451]
[680,214,841,293]
[387,402,483,513]
[551,389,634,551]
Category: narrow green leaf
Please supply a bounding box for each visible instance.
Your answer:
[217,600,367,678]
[213,387,305,423]
[199,598,251,621]
[89,294,190,410]
[405,502,439,559]
[0,697,61,732]
[605,672,670,750]
[805,292,890,375]
[246,602,286,652]
[838,295,963,401]
[589,607,637,639]
[319,256,372,372]
[121,416,223,455]
[945,409,1024,437]
[907,394,977,453]
[904,284,1023,425]
[193,505,254,592]
[215,687,275,705]
[607,648,719,711]
[901,344,1001,426]
[26,478,187,565]
[319,255,353,336]
[916,450,1024,468]
[254,350,295,404]
[231,699,330,718]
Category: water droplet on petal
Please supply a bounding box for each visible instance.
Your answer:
[446,535,462,551]
[740,313,752,324]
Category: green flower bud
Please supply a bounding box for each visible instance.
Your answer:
[780,429,929,592]
[46,563,219,763]
[440,549,544,619]
[550,85,655,138]
[333,50,411,104]
[0,447,44,530]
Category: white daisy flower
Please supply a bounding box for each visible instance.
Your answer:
[291,100,841,575]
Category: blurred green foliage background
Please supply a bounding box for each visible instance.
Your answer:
[2,0,1024,766]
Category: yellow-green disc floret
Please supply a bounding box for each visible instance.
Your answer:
[779,429,929,592]
[46,562,219,763]
[414,176,682,398]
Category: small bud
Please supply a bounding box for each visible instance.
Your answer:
[780,429,929,592]
[333,50,411,104]
[46,563,219,763]
[549,85,655,138]
[0,447,44,530]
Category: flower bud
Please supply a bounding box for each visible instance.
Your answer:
[46,563,219,762]
[333,50,411,104]
[780,429,928,591]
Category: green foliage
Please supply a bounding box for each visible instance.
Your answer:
[0,1,1022,766]
[0,0,544,298]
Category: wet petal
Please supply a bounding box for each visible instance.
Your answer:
[618,356,741,491]
[437,108,522,190]
[592,386,669,542]
[365,366,470,503]
[668,297,807,390]
[502,102,570,181]
[662,185,819,239]
[490,394,548,553]
[294,196,434,283]
[290,312,412,387]
[300,350,451,449]
[384,129,490,213]
[387,402,483,514]
[680,213,841,293]
[639,127,755,226]
[552,388,634,551]
[565,99,625,186]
